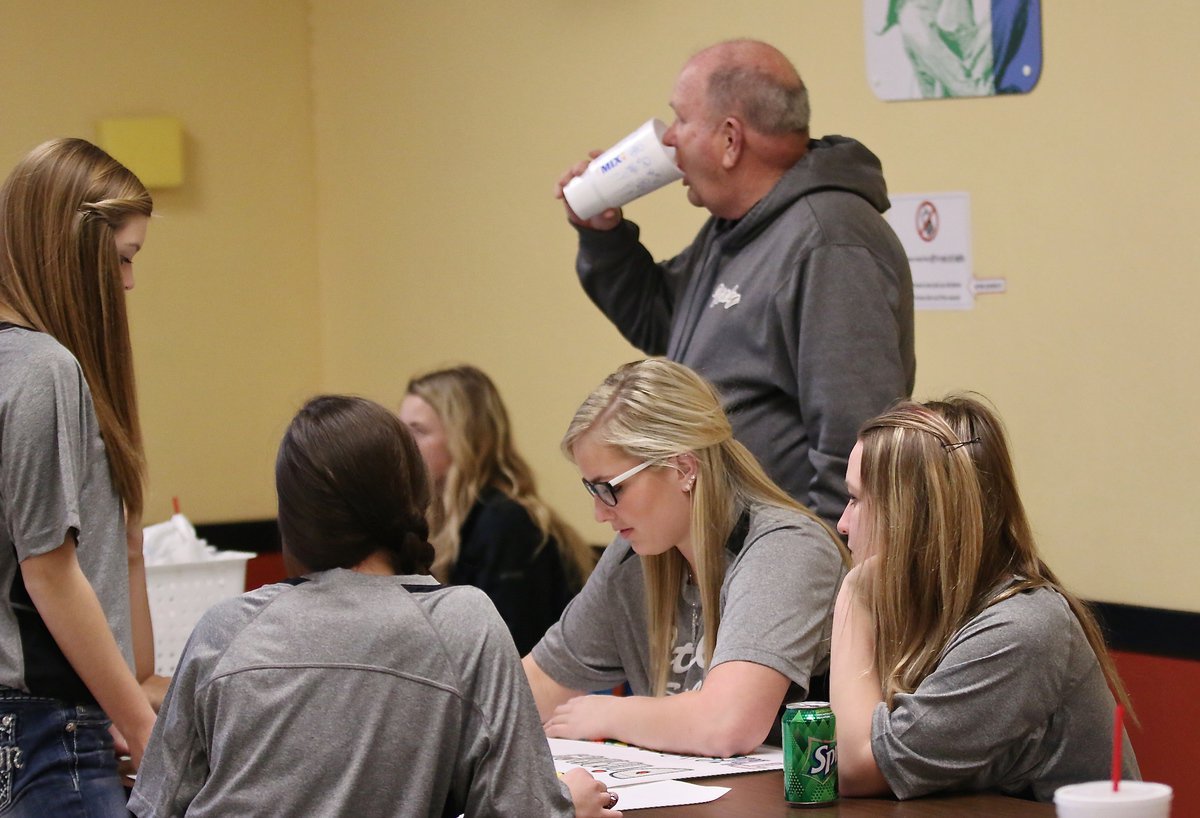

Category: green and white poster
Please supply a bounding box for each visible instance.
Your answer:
[865,0,1042,100]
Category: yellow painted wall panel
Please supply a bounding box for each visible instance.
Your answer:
[309,1,1200,611]
[96,116,185,189]
[3,1,1193,610]
[0,1,320,526]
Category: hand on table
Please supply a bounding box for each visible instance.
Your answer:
[543,693,621,741]
[563,767,622,818]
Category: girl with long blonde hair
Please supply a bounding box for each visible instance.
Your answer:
[401,365,594,654]
[831,395,1139,801]
[0,138,157,813]
[523,359,847,757]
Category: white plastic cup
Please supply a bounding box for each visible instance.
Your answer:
[1054,781,1173,817]
[563,118,684,220]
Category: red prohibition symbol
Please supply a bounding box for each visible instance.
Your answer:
[915,200,939,242]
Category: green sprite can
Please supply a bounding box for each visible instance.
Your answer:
[782,701,838,807]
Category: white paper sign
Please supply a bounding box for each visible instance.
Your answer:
[886,192,974,310]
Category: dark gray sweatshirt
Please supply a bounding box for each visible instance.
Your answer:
[576,135,915,529]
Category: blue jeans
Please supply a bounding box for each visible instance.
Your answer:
[0,691,129,817]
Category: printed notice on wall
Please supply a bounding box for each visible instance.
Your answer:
[886,192,974,310]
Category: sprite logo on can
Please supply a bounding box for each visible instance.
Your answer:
[782,701,838,806]
[806,738,837,777]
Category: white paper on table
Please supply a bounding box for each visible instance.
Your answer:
[610,779,730,810]
[549,738,782,788]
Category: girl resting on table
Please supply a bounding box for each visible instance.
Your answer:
[130,396,620,818]
[830,395,1139,801]
[523,359,847,758]
[0,138,158,815]
[402,365,595,654]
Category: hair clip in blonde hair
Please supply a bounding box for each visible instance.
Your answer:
[943,436,981,452]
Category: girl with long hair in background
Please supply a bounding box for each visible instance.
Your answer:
[401,365,594,654]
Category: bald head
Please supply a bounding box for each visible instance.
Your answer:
[664,39,811,218]
[686,39,810,136]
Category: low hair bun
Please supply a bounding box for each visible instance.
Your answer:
[276,395,435,576]
[394,530,435,575]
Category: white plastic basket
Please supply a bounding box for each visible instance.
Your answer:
[146,551,254,676]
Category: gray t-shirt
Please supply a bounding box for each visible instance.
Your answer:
[0,325,133,701]
[531,504,845,699]
[129,570,574,818]
[871,586,1140,801]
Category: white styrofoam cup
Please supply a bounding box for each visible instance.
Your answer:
[563,118,683,220]
[1054,781,1173,817]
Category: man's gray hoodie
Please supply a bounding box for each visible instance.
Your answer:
[575,135,915,529]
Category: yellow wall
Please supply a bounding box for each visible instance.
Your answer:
[1,1,322,523]
[310,1,1199,612]
[4,3,1196,610]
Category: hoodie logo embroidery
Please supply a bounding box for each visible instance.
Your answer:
[709,283,741,310]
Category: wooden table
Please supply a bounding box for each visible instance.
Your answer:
[634,771,1054,816]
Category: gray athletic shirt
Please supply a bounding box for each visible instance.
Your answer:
[531,504,845,699]
[0,326,133,700]
[872,586,1140,801]
[129,570,574,818]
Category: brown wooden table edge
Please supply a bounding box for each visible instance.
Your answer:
[630,770,1055,816]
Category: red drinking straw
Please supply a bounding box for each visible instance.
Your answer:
[172,496,181,515]
[1112,703,1125,791]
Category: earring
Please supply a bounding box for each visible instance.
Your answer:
[684,476,695,493]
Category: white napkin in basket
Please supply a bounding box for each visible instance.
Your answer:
[142,513,216,565]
